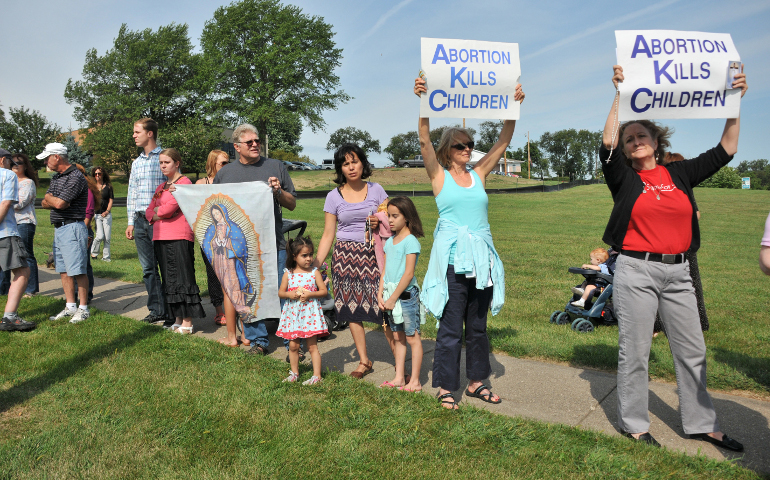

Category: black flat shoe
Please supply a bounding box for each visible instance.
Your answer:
[623,432,660,447]
[689,433,744,452]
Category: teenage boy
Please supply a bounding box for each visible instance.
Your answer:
[125,118,167,324]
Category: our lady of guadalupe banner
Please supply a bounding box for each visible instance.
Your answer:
[420,37,521,120]
[172,182,280,321]
[615,30,742,120]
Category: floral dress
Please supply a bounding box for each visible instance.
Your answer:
[276,268,329,339]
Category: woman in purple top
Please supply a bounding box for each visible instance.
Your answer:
[316,144,389,379]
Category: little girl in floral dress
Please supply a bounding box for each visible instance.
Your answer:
[277,236,328,384]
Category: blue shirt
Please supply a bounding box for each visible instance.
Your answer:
[383,234,421,289]
[0,169,19,238]
[435,169,488,263]
[127,146,165,226]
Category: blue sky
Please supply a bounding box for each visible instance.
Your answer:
[1,0,768,168]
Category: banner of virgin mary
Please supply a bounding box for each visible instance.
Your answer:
[172,182,280,321]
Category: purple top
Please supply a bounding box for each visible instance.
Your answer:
[86,190,95,220]
[323,182,388,243]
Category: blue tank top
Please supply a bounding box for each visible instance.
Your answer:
[435,169,489,263]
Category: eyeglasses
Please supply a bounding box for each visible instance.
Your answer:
[451,141,474,151]
[94,172,102,175]
[238,139,260,148]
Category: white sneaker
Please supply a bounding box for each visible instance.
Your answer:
[571,287,585,296]
[50,308,76,321]
[69,309,90,324]
[571,298,585,307]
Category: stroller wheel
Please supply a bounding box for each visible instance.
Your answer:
[555,312,571,325]
[575,319,595,333]
[549,311,561,324]
[571,318,584,331]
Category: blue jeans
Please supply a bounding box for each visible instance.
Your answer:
[244,248,287,349]
[133,213,166,317]
[0,223,38,295]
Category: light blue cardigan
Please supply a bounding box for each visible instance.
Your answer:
[421,217,505,320]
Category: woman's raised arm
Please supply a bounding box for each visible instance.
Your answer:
[602,65,624,150]
[415,77,442,182]
[720,67,747,156]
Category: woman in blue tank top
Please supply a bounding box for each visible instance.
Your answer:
[414,76,524,410]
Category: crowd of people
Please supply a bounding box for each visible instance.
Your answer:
[0,65,758,452]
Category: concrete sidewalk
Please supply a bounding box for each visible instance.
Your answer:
[36,267,770,475]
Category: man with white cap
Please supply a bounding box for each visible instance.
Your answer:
[0,147,34,332]
[38,143,91,323]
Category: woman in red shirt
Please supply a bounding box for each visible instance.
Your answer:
[146,148,205,334]
[600,65,748,451]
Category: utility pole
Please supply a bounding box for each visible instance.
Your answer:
[527,131,531,180]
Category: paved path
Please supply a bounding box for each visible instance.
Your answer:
[37,267,770,475]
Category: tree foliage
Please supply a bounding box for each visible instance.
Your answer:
[162,118,224,177]
[271,149,314,165]
[699,166,741,189]
[475,120,504,153]
[735,159,770,190]
[64,23,200,126]
[510,140,545,178]
[59,134,92,168]
[200,0,349,147]
[384,131,420,166]
[539,129,601,179]
[265,112,303,156]
[0,106,61,170]
[326,127,381,155]
[80,121,138,176]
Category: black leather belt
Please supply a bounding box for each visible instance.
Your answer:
[53,219,79,228]
[621,250,686,264]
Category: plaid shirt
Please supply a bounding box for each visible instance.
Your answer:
[126,146,165,226]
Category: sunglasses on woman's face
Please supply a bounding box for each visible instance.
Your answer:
[451,141,474,151]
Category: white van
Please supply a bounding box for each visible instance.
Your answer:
[322,159,334,170]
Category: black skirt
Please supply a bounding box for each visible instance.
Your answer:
[154,239,206,319]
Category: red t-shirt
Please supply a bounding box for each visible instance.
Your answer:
[623,166,692,254]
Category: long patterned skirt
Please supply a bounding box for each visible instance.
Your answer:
[331,240,382,324]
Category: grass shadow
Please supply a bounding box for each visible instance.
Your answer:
[0,326,161,414]
[712,347,770,391]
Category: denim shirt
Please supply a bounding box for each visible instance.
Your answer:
[421,217,505,321]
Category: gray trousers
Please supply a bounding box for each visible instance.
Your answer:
[614,254,719,435]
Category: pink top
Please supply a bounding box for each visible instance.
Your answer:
[145,176,193,242]
[762,213,770,247]
[86,190,95,220]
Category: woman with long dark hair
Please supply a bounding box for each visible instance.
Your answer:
[90,166,113,262]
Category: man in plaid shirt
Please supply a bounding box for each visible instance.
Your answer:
[125,118,168,324]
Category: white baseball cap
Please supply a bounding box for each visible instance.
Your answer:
[36,142,68,160]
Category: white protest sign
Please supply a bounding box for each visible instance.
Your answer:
[420,38,521,120]
[615,30,741,120]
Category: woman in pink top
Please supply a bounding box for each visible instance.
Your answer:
[146,148,205,333]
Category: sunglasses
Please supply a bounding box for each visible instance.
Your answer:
[238,139,260,148]
[451,141,474,151]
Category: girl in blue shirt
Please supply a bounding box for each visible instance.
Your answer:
[378,197,424,392]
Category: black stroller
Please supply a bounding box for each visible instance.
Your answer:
[549,249,618,333]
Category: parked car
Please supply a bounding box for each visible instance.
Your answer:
[282,161,298,171]
[292,162,315,171]
[398,155,424,168]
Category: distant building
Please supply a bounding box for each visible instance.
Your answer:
[468,149,522,173]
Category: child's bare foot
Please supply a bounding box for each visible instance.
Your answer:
[399,381,422,392]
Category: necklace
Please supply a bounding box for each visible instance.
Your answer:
[607,89,620,162]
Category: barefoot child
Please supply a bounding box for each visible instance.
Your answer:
[571,247,610,308]
[277,236,328,385]
[378,197,424,391]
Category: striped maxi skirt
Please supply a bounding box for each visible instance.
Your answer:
[331,240,382,324]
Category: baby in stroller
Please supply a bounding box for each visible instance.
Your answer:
[571,248,616,308]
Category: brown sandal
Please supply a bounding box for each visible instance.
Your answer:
[350,359,373,379]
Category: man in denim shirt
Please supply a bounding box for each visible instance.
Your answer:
[125,118,167,324]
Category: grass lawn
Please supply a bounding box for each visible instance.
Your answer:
[0,296,761,479]
[29,184,770,398]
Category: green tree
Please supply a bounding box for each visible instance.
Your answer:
[60,134,92,168]
[475,120,504,153]
[265,112,303,156]
[510,140,545,178]
[699,166,741,189]
[384,131,420,166]
[735,159,770,190]
[271,149,314,165]
[326,127,381,155]
[64,23,201,126]
[539,129,598,180]
[0,106,61,170]
[162,118,224,178]
[81,121,138,177]
[200,0,350,149]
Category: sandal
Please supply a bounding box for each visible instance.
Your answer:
[437,392,459,410]
[350,360,373,379]
[380,380,398,388]
[465,384,502,404]
[176,326,194,335]
[214,313,226,326]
